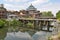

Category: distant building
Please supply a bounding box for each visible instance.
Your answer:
[0,4,7,19]
[19,4,41,18]
[18,4,56,31]
[0,4,57,31]
[7,14,19,20]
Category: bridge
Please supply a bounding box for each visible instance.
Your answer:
[19,17,57,32]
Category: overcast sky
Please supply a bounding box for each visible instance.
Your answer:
[0,0,60,16]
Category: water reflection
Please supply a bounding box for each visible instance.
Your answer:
[32,31,52,40]
[4,31,52,40]
[4,31,33,40]
[0,27,55,40]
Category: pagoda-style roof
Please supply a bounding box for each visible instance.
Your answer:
[27,4,37,11]
[0,4,6,11]
[0,7,6,11]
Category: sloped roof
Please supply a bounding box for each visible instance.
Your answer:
[27,4,37,11]
[0,7,6,11]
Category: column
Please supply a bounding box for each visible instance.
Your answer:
[40,21,43,30]
[34,20,36,30]
[25,20,28,27]
[23,20,27,27]
[39,21,41,30]
[33,20,35,30]
[36,20,39,29]
[43,20,45,26]
[34,20,39,30]
[22,20,24,27]
[42,20,47,31]
[47,21,50,31]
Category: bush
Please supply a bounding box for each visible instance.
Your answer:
[0,20,5,28]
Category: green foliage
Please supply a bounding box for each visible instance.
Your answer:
[27,22,34,29]
[41,11,53,17]
[56,11,60,19]
[47,11,53,16]
[0,19,8,39]
[9,19,22,29]
[0,19,6,28]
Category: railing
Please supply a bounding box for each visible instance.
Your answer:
[19,18,56,21]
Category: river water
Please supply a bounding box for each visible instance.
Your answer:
[0,26,58,40]
[4,31,33,40]
[3,31,53,40]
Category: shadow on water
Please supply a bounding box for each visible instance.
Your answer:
[0,27,53,40]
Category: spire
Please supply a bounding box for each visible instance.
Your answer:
[30,4,33,7]
[27,4,37,11]
[0,4,4,8]
[0,4,6,11]
[31,4,32,6]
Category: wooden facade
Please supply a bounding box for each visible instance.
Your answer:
[0,4,7,19]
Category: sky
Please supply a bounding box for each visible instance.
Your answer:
[0,0,60,16]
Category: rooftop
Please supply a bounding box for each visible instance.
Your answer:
[0,4,6,11]
[27,4,37,11]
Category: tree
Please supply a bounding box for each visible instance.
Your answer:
[0,19,5,28]
[47,11,53,16]
[41,11,53,17]
[56,11,60,20]
[9,19,22,31]
[0,19,8,40]
[27,22,34,29]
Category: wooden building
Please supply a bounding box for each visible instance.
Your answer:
[19,4,41,18]
[0,4,7,19]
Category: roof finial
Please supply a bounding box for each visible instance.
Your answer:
[30,4,33,6]
[27,3,37,11]
[31,4,32,5]
[0,4,4,7]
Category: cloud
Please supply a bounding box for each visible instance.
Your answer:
[30,0,50,5]
[38,3,60,16]
[3,0,60,16]
[5,0,14,2]
[4,0,29,2]
[4,4,24,11]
